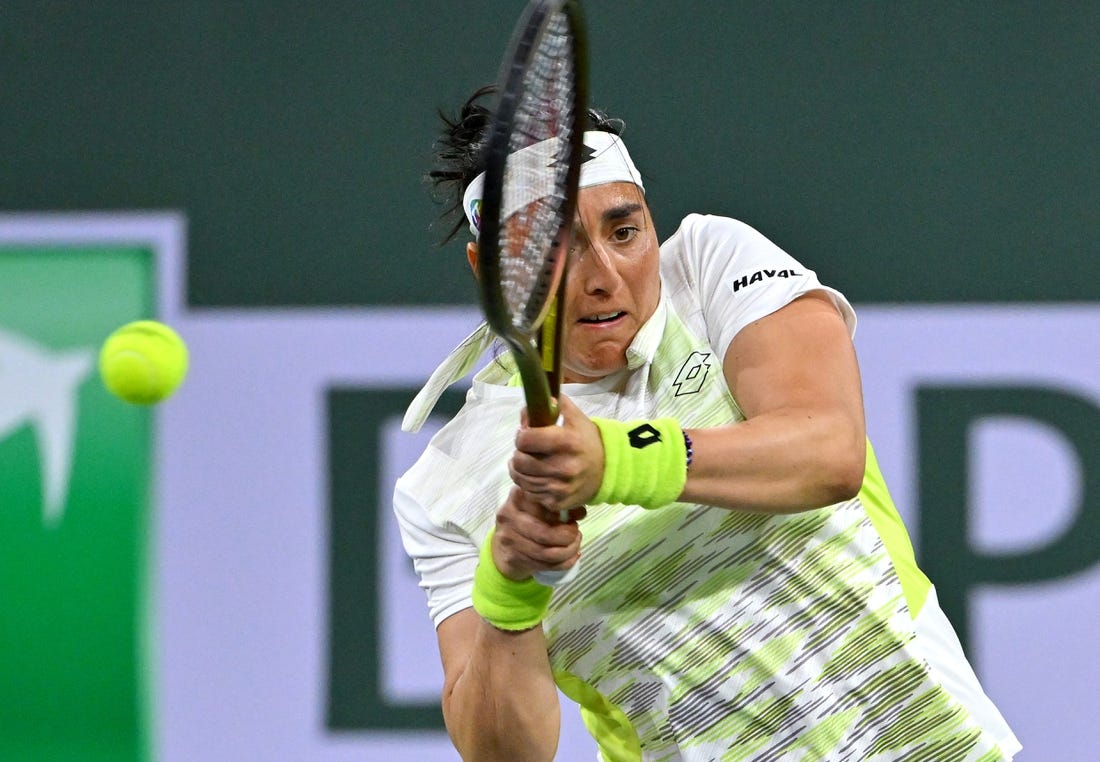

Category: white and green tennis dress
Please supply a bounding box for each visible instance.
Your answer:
[396,215,1021,761]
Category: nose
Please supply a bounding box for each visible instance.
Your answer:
[573,241,623,295]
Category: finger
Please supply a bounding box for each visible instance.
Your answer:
[506,483,558,516]
[493,532,576,580]
[557,394,593,434]
[556,392,580,420]
[513,438,586,484]
[495,516,581,568]
[533,548,582,572]
[513,482,568,514]
[508,535,580,568]
[504,489,577,538]
[510,451,554,479]
[510,459,576,510]
[511,479,560,510]
[515,419,567,456]
[508,506,575,544]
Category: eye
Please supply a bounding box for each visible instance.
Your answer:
[611,226,639,243]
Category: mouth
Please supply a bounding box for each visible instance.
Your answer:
[577,311,626,325]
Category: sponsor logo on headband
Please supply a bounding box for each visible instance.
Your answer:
[468,199,482,233]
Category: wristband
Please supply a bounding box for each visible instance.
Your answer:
[471,527,553,631]
[591,417,688,509]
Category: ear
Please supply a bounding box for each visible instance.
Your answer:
[466,241,479,277]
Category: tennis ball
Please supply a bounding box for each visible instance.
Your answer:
[99,320,189,405]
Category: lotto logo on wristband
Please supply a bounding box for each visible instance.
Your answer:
[593,417,687,509]
[628,423,662,449]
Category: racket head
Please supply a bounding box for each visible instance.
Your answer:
[476,0,588,424]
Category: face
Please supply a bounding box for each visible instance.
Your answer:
[559,182,661,383]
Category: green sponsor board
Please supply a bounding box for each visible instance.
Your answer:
[0,247,153,761]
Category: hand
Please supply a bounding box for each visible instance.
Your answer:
[509,394,605,515]
[492,486,586,581]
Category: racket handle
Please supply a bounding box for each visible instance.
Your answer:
[534,508,580,586]
[534,564,579,587]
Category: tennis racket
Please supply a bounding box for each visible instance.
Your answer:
[476,0,588,584]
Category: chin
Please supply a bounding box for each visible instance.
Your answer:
[563,357,627,384]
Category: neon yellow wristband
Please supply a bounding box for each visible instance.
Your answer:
[471,527,552,631]
[591,417,688,509]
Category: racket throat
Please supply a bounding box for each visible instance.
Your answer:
[504,333,559,426]
[538,295,564,391]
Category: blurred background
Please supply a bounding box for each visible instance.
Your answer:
[1,2,1096,759]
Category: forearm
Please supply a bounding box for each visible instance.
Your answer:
[680,406,865,513]
[443,620,560,761]
[511,396,865,516]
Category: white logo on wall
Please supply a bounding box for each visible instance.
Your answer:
[0,327,93,526]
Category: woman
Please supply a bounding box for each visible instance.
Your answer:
[395,87,1020,761]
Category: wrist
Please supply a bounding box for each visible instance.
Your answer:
[591,417,688,509]
[471,527,553,631]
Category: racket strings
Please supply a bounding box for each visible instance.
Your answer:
[499,9,577,333]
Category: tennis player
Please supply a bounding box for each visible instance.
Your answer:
[395,87,1021,761]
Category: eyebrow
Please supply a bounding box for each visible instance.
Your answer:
[571,201,644,239]
[602,202,644,224]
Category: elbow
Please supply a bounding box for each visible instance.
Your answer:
[827,463,864,503]
[442,689,559,762]
[823,435,866,503]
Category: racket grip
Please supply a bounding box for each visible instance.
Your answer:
[534,563,579,587]
[535,508,580,586]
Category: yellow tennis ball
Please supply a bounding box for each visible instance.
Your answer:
[99,320,189,405]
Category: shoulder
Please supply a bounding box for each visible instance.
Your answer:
[661,213,765,254]
[658,213,856,359]
[660,214,796,284]
[660,213,799,299]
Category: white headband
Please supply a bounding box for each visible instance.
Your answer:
[462,131,644,237]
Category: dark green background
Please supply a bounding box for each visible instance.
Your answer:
[2,2,1096,307]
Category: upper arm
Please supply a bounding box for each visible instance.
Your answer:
[393,468,482,626]
[724,291,866,441]
[436,607,479,697]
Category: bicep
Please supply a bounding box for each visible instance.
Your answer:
[723,291,864,426]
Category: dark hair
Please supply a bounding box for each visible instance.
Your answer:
[428,84,625,244]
